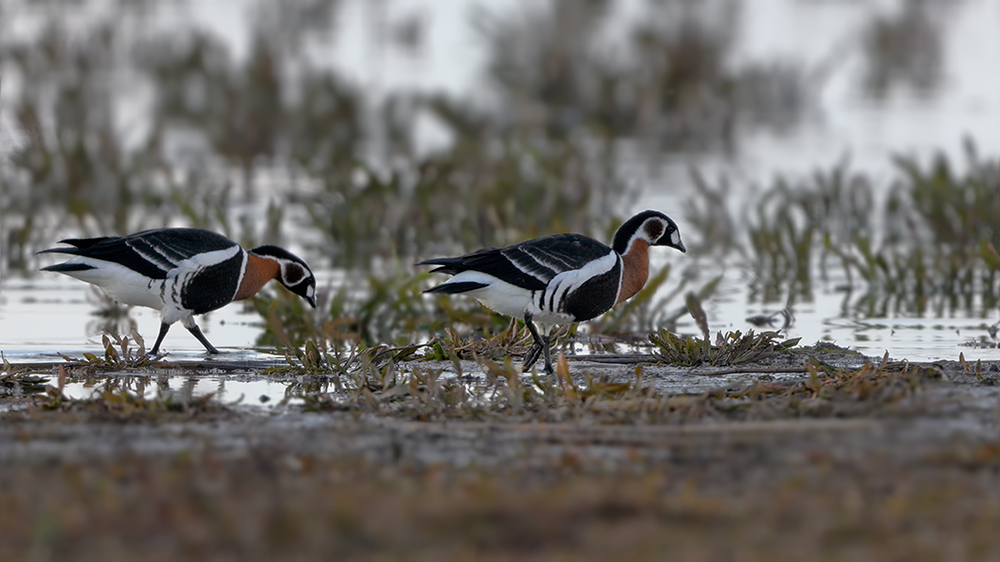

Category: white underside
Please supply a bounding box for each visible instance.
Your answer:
[50,246,246,327]
[53,257,189,324]
[440,271,575,331]
[438,251,621,332]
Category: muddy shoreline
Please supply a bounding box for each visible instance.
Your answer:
[1,354,998,560]
[3,353,997,470]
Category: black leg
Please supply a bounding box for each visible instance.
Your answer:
[150,322,171,355]
[541,334,554,375]
[521,313,550,373]
[186,322,220,354]
[522,341,543,372]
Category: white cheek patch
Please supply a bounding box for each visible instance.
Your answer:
[671,230,681,246]
[307,285,315,298]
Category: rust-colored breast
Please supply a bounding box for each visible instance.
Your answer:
[234,253,280,301]
[617,238,650,304]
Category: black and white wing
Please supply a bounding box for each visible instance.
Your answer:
[40,228,240,279]
[419,233,613,291]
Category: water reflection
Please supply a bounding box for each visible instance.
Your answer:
[45,373,302,410]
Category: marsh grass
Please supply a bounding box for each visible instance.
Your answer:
[425,319,535,362]
[0,2,641,273]
[336,357,944,424]
[0,352,47,396]
[288,358,676,424]
[252,269,512,349]
[689,144,1000,317]
[4,1,995,360]
[480,1,811,148]
[301,133,632,268]
[266,332,953,427]
[650,330,799,367]
[271,339,423,379]
[58,331,157,372]
[3,0,817,275]
[29,382,225,423]
[2,5,997,559]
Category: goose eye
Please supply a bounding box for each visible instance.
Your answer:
[283,264,305,286]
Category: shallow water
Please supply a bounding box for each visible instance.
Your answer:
[2,259,997,364]
[0,275,277,361]
[16,363,816,413]
[50,374,299,411]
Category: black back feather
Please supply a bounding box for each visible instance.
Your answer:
[39,228,238,279]
[40,263,96,273]
[418,234,612,291]
[423,281,489,294]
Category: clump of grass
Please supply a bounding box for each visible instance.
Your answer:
[424,320,535,362]
[0,353,48,396]
[297,355,673,425]
[269,339,422,378]
[58,332,157,372]
[650,330,799,367]
[798,341,864,356]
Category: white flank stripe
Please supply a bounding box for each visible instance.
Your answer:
[521,247,562,274]
[535,250,617,314]
[233,251,250,300]
[131,246,175,272]
[507,253,550,283]
[433,249,619,330]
